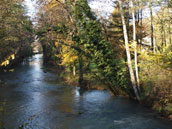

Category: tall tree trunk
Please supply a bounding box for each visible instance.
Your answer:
[78,54,84,87]
[163,27,167,47]
[73,65,76,76]
[161,21,165,47]
[119,0,140,100]
[167,0,172,47]
[169,20,172,48]
[162,2,167,47]
[168,15,172,47]
[140,8,143,48]
[131,0,140,92]
[127,0,130,39]
[150,0,154,51]
[159,2,167,48]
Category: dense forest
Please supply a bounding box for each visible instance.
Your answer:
[0,0,34,68]
[1,0,172,123]
[35,0,172,119]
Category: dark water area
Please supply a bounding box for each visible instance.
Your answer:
[0,54,172,129]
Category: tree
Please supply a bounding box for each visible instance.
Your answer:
[37,0,126,93]
[167,0,172,47]
[119,0,140,100]
[131,0,140,92]
[150,0,155,51]
[0,0,34,66]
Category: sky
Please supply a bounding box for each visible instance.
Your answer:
[88,0,160,19]
[24,0,160,21]
[24,0,116,20]
[88,0,116,19]
[24,0,38,19]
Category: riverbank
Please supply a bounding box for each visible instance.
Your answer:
[0,47,34,70]
[1,53,172,122]
[0,54,172,129]
[42,67,107,91]
[44,66,172,121]
[141,97,172,121]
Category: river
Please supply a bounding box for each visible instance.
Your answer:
[0,54,172,129]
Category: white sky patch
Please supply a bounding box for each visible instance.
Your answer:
[88,0,116,19]
[23,0,161,22]
[23,0,38,20]
[142,6,161,19]
[88,0,161,19]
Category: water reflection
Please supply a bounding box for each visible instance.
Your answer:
[0,99,6,129]
[0,54,172,129]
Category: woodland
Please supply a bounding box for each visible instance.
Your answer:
[1,0,172,120]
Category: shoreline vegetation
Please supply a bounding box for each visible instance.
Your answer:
[0,0,172,123]
[36,0,172,121]
[45,64,172,121]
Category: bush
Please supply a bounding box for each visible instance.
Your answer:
[139,50,172,114]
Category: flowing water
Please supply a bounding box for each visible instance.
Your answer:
[0,54,172,129]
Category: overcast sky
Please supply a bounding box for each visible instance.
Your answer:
[24,0,160,21]
[24,0,116,19]
[24,0,38,19]
[88,0,116,18]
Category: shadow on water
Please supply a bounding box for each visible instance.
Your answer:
[0,99,6,129]
[0,54,172,129]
